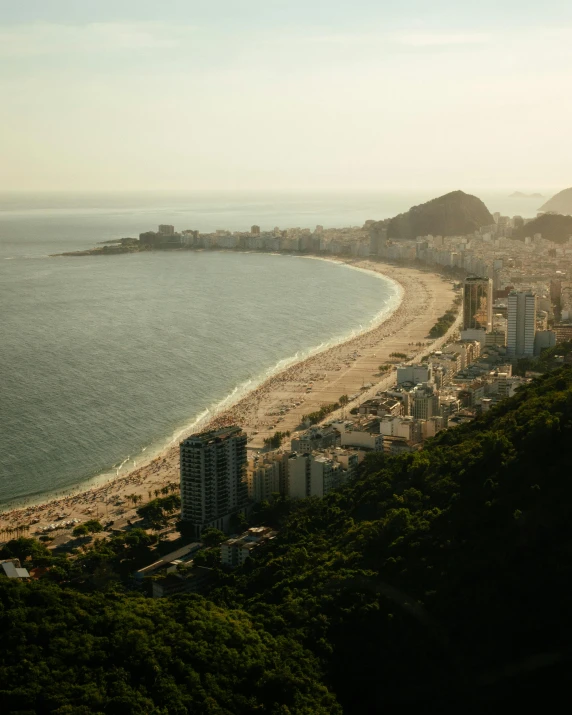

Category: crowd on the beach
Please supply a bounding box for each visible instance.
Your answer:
[0,454,178,535]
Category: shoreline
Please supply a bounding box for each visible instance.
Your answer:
[0,256,401,513]
[0,258,457,537]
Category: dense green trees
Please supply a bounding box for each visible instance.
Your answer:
[200,528,226,548]
[72,523,89,537]
[218,365,572,710]
[73,520,104,537]
[514,340,572,376]
[303,402,339,425]
[0,581,338,714]
[263,430,290,449]
[0,536,50,564]
[428,308,457,337]
[2,366,572,711]
[84,519,104,533]
[136,494,180,528]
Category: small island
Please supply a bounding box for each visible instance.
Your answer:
[509,191,544,199]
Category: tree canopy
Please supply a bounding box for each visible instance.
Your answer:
[2,366,572,711]
[0,581,337,714]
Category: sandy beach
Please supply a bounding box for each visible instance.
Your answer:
[0,258,458,541]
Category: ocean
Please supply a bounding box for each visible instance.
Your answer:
[0,189,542,508]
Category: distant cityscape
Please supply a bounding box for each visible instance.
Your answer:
[140,212,572,339]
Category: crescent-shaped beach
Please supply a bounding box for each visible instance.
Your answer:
[0,259,458,537]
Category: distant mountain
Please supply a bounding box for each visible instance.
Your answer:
[373,190,495,240]
[539,187,572,215]
[512,213,572,244]
[510,191,544,199]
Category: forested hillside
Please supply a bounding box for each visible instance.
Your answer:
[512,212,572,243]
[2,367,572,712]
[223,365,572,709]
[385,190,494,239]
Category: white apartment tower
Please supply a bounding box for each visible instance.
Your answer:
[180,426,248,538]
[507,291,537,357]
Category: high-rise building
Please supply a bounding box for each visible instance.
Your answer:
[463,276,493,332]
[507,291,537,357]
[251,225,261,236]
[158,224,175,236]
[410,384,440,420]
[180,426,248,538]
[369,225,387,257]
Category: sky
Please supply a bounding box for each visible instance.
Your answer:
[1,0,571,192]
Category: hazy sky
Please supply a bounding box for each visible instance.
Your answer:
[1,1,571,191]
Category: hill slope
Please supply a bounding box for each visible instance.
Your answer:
[229,365,572,710]
[539,187,572,215]
[382,190,494,239]
[512,212,572,243]
[2,365,572,712]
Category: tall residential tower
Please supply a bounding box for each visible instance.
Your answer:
[180,426,248,538]
[507,291,537,357]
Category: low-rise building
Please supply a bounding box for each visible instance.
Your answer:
[134,542,202,581]
[396,364,433,386]
[220,526,276,569]
[291,426,339,452]
[151,566,213,598]
[333,419,384,451]
[1,559,30,579]
[382,436,422,455]
[358,397,403,417]
[458,380,487,408]
[378,415,423,444]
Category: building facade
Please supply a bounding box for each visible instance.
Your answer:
[247,457,280,502]
[507,291,537,357]
[180,426,248,538]
[396,364,432,386]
